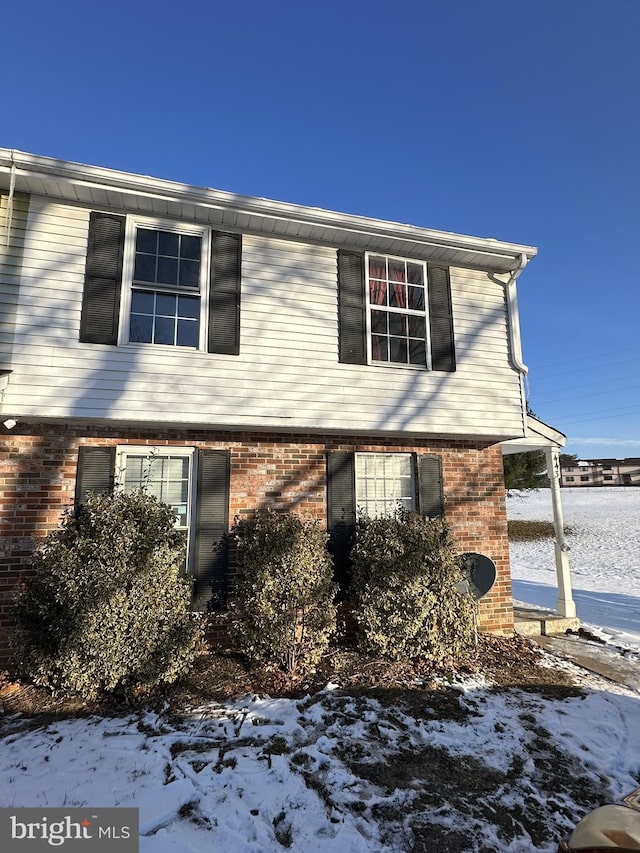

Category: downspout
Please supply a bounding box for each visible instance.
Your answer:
[505,252,529,376]
[505,252,530,435]
[5,150,17,248]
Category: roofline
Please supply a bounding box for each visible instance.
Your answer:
[0,148,538,265]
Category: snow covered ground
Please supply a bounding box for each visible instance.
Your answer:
[508,486,640,652]
[1,487,639,852]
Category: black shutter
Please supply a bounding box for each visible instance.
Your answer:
[327,451,356,590]
[337,250,367,364]
[209,232,242,355]
[80,212,125,345]
[417,454,444,518]
[427,265,456,372]
[75,446,116,505]
[192,450,230,611]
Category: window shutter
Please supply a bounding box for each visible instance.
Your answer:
[327,451,356,590]
[337,250,367,364]
[193,449,230,611]
[75,446,116,505]
[427,265,456,372]
[209,232,242,355]
[80,212,125,345]
[417,454,444,518]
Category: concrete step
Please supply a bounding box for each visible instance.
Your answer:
[514,605,580,638]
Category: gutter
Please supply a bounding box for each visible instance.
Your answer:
[0,149,538,266]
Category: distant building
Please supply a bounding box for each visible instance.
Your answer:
[561,458,640,487]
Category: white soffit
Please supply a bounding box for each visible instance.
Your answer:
[502,415,567,455]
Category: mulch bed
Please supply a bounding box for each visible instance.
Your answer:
[0,633,580,723]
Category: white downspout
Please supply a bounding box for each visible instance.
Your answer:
[505,252,529,376]
[5,150,17,248]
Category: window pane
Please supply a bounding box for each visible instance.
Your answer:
[157,256,178,286]
[136,229,158,254]
[407,263,423,286]
[177,318,199,347]
[181,234,201,260]
[134,254,156,283]
[154,316,175,345]
[389,337,407,363]
[389,313,407,336]
[124,456,144,486]
[409,339,427,365]
[388,259,405,282]
[371,335,388,361]
[371,310,387,334]
[369,280,387,305]
[129,314,153,342]
[408,286,424,310]
[131,290,155,314]
[369,256,386,279]
[178,259,200,288]
[408,315,426,338]
[389,284,407,308]
[178,295,200,319]
[158,231,179,257]
[156,293,177,316]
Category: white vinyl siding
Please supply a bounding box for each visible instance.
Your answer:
[3,196,526,440]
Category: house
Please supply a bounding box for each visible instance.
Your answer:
[1,149,549,662]
[561,458,640,487]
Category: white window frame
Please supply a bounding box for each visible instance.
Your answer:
[355,452,416,518]
[115,445,197,570]
[118,216,211,351]
[364,252,432,369]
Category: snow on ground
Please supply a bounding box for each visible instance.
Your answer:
[1,486,640,852]
[508,486,640,653]
[1,674,640,853]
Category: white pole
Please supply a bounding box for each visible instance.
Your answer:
[545,446,576,618]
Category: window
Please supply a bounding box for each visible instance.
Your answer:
[123,221,209,349]
[116,446,195,558]
[580,475,589,482]
[603,465,612,471]
[565,476,575,482]
[355,452,415,517]
[565,467,574,472]
[604,475,613,481]
[81,212,242,354]
[366,254,429,366]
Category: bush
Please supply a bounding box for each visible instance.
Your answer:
[350,509,475,662]
[230,510,337,675]
[14,491,203,699]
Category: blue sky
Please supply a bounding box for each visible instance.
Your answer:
[4,0,639,460]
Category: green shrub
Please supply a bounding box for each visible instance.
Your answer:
[14,490,203,699]
[230,510,337,675]
[350,509,474,662]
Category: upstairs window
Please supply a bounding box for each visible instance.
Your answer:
[366,254,429,367]
[81,211,242,355]
[125,222,208,349]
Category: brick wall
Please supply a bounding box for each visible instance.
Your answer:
[0,422,514,664]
